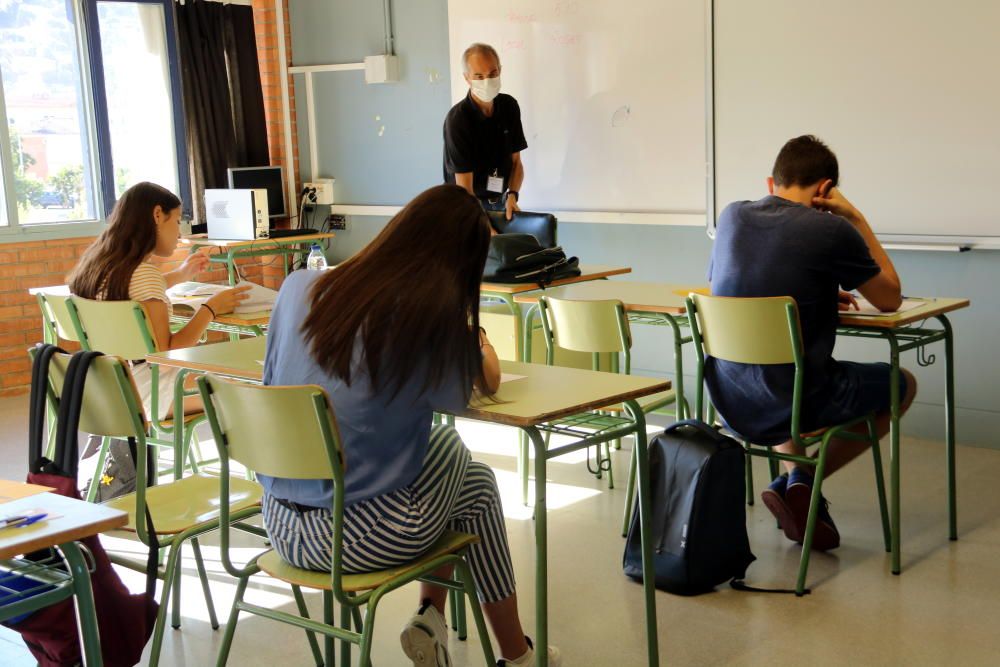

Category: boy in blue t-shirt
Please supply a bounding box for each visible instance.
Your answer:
[708,135,918,551]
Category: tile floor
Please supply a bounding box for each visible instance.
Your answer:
[1,393,999,666]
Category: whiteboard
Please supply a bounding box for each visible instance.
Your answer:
[712,0,1000,239]
[447,0,707,214]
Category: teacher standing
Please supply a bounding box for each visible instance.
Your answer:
[443,43,528,221]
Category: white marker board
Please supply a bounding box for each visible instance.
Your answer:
[712,0,1000,240]
[447,0,707,215]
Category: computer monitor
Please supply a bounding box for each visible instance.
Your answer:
[227,166,286,218]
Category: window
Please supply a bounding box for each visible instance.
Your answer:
[0,0,99,226]
[0,0,187,234]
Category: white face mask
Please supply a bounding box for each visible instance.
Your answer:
[469,76,501,103]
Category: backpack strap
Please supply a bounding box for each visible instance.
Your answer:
[28,344,66,473]
[53,350,104,480]
[730,579,810,595]
[128,434,161,599]
[664,419,732,444]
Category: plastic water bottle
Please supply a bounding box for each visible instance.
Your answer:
[306,244,328,271]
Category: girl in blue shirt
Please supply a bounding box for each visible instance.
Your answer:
[260,184,559,666]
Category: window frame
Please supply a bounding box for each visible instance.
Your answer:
[0,0,190,240]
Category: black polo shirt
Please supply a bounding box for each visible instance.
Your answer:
[442,92,528,199]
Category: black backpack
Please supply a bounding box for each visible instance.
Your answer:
[623,420,756,595]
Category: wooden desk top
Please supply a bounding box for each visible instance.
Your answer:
[147,340,669,429]
[461,361,670,428]
[480,265,631,294]
[513,280,688,315]
[0,492,127,559]
[0,480,53,504]
[172,304,271,328]
[148,336,266,380]
[179,233,334,249]
[838,297,970,329]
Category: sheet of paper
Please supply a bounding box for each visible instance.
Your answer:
[850,297,926,317]
[500,373,526,384]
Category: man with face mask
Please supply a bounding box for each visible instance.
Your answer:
[443,43,528,221]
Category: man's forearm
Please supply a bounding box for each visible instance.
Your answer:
[508,159,524,194]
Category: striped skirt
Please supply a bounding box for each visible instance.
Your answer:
[260,424,516,603]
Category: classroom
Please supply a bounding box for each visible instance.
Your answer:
[0,1,997,666]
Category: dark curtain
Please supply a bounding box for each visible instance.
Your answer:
[175,0,269,223]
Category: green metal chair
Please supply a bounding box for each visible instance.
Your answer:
[198,374,497,667]
[38,351,263,666]
[66,296,207,485]
[34,289,87,460]
[686,293,891,595]
[533,296,680,518]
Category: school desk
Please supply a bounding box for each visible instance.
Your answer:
[147,338,668,667]
[0,489,128,666]
[179,232,335,285]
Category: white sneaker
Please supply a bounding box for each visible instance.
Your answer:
[400,600,452,666]
[498,636,562,667]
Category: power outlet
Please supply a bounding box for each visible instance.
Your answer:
[304,178,335,206]
[328,214,348,230]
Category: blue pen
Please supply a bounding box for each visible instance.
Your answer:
[18,513,48,527]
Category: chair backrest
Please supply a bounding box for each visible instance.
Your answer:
[198,375,343,482]
[539,296,630,357]
[43,351,148,439]
[69,296,158,359]
[488,210,558,248]
[687,293,801,365]
[36,291,79,343]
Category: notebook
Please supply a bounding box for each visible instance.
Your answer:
[167,281,278,314]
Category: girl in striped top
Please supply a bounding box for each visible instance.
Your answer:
[68,182,249,417]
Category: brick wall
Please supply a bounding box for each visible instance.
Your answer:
[0,2,299,397]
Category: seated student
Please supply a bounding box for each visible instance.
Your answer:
[68,182,249,418]
[707,135,918,551]
[259,184,560,667]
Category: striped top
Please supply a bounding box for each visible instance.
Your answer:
[99,261,173,318]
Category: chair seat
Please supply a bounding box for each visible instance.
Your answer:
[156,411,206,429]
[258,529,479,593]
[103,473,262,535]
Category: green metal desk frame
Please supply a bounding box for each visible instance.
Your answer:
[184,237,330,286]
[837,314,957,575]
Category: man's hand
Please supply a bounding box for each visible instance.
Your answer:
[837,290,860,312]
[177,251,210,282]
[812,184,860,223]
[505,194,519,221]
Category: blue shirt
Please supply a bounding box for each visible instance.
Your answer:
[256,270,471,507]
[706,196,880,443]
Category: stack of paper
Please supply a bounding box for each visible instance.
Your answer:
[850,297,925,317]
[167,281,278,314]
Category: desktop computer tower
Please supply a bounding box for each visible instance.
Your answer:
[204,188,271,240]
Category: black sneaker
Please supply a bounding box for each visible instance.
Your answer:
[784,468,840,551]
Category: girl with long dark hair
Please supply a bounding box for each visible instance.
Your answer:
[260,184,560,666]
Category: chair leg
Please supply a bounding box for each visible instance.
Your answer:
[767,453,781,528]
[795,439,830,596]
[171,543,183,630]
[621,445,637,537]
[448,587,460,631]
[148,543,183,667]
[322,590,334,667]
[456,559,497,665]
[85,436,111,503]
[185,427,202,475]
[291,584,324,666]
[358,594,383,667]
[605,441,615,489]
[215,575,248,667]
[340,600,352,667]
[191,537,219,629]
[518,430,529,506]
[453,569,468,640]
[868,419,892,552]
[744,442,754,506]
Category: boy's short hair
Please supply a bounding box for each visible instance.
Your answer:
[772,135,839,188]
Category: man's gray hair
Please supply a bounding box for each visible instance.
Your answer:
[462,43,500,73]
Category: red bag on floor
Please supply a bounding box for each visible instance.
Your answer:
[4,346,159,667]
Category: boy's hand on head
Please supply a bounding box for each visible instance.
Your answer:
[812,186,859,222]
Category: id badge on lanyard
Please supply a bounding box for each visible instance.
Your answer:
[486,168,504,194]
